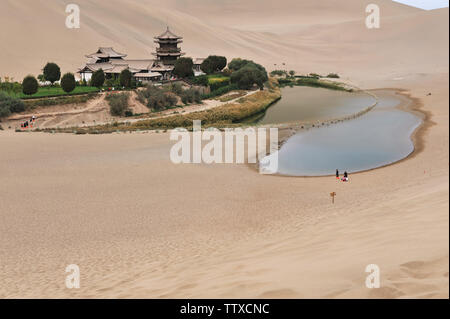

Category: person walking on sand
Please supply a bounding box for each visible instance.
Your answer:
[336,169,339,179]
[343,171,348,182]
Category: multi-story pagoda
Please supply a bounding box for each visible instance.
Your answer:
[153,26,185,65]
[78,27,204,83]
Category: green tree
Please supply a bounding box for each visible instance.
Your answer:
[228,58,253,71]
[22,75,39,95]
[173,57,194,79]
[200,55,227,74]
[289,70,296,77]
[230,65,268,90]
[91,69,105,88]
[43,62,61,85]
[119,69,133,88]
[61,73,76,93]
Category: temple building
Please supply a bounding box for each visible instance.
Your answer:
[153,27,185,65]
[78,27,205,83]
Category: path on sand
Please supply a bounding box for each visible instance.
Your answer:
[4,89,259,130]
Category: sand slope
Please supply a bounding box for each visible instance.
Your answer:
[0,0,447,86]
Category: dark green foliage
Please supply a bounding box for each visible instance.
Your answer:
[0,80,22,96]
[270,70,287,77]
[200,55,227,74]
[43,62,61,85]
[230,65,268,90]
[119,69,133,88]
[105,77,120,88]
[228,58,253,71]
[228,58,268,90]
[91,69,105,88]
[106,92,130,116]
[192,75,209,86]
[173,57,194,78]
[0,92,26,118]
[61,73,76,93]
[22,75,39,95]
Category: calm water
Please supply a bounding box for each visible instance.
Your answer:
[256,86,376,124]
[260,88,422,176]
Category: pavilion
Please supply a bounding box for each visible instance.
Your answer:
[78,27,205,83]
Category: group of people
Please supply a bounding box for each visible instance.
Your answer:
[20,116,36,129]
[336,169,349,182]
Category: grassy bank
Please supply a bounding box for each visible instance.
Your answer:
[41,87,281,134]
[5,86,99,99]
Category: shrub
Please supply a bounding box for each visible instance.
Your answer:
[106,92,130,116]
[61,73,76,93]
[22,75,39,95]
[192,75,209,86]
[43,62,61,85]
[0,80,22,96]
[119,69,133,88]
[0,104,11,118]
[173,57,194,78]
[137,85,178,111]
[0,92,25,118]
[209,78,230,91]
[327,73,340,79]
[180,88,201,104]
[270,70,287,77]
[169,82,183,95]
[91,69,105,88]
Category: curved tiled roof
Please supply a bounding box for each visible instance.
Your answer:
[86,47,127,59]
[154,26,182,40]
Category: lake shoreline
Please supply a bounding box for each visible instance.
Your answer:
[252,88,430,178]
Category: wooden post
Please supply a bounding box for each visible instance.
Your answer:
[330,192,336,204]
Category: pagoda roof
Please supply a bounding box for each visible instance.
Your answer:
[86,47,127,59]
[152,52,185,57]
[154,26,182,40]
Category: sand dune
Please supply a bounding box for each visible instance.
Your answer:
[1,0,446,85]
[0,1,448,298]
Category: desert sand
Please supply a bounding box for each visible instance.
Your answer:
[0,0,448,298]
